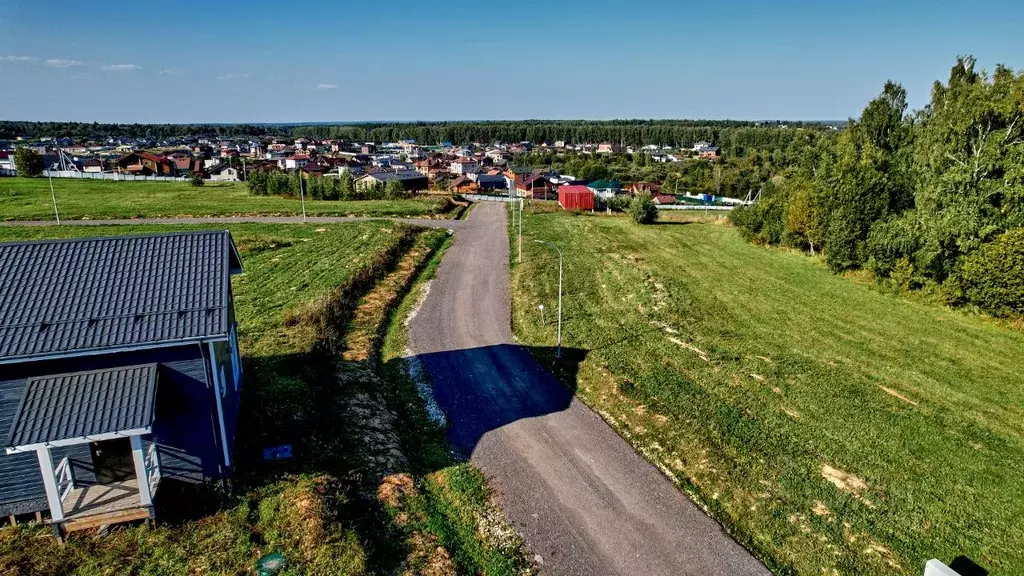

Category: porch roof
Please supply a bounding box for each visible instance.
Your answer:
[5,364,159,452]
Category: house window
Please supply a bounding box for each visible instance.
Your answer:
[230,323,242,389]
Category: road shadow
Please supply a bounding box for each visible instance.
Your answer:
[408,344,585,458]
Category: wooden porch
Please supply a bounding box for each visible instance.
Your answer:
[60,478,154,532]
[47,437,162,534]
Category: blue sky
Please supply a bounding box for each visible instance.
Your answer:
[0,0,1021,123]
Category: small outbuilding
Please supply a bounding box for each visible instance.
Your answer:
[558,185,595,211]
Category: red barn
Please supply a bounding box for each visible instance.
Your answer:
[558,185,594,211]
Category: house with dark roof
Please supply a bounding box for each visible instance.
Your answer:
[0,231,244,535]
[208,163,242,182]
[356,170,429,192]
[516,174,555,200]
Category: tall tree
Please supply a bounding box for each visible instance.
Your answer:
[13,148,44,177]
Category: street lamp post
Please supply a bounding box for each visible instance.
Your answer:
[533,240,562,358]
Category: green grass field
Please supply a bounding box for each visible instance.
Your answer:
[0,177,451,220]
[510,210,1024,575]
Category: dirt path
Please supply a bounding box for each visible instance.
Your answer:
[407,202,769,576]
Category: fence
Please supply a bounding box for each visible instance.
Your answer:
[462,193,733,211]
[41,170,187,182]
[461,193,518,203]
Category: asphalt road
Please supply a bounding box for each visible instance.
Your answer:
[408,202,769,576]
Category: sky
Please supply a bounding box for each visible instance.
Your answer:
[0,0,1021,123]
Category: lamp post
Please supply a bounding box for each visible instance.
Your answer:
[533,240,562,358]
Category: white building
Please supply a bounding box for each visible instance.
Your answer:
[450,157,480,175]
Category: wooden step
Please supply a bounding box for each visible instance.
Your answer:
[62,507,152,533]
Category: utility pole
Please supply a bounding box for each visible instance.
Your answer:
[518,197,523,264]
[298,169,307,222]
[533,240,563,358]
[47,171,60,225]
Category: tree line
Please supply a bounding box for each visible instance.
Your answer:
[730,56,1024,317]
[245,170,410,201]
[0,122,282,141]
[1,119,836,155]
[289,121,834,156]
[516,138,824,199]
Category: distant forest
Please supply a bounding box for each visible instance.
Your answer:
[0,119,839,154]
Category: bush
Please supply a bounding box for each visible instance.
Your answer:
[189,173,205,187]
[605,195,631,212]
[947,229,1024,316]
[13,148,44,177]
[629,191,658,224]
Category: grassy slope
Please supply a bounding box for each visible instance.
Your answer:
[0,177,449,220]
[510,210,1024,575]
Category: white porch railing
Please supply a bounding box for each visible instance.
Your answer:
[55,457,75,502]
[144,441,161,496]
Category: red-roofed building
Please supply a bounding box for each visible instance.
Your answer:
[115,151,175,176]
[629,182,662,196]
[517,174,555,200]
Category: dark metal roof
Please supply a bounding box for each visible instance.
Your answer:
[6,364,159,448]
[368,170,428,182]
[0,231,243,363]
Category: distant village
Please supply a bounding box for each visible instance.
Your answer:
[0,134,743,206]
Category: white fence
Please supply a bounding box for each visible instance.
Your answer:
[656,204,733,211]
[42,170,187,182]
[461,193,518,203]
[462,193,734,211]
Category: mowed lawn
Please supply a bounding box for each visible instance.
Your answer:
[511,211,1024,575]
[0,177,450,220]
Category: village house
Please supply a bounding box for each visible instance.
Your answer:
[0,231,244,536]
[629,182,662,196]
[692,141,720,159]
[283,154,310,170]
[356,170,428,192]
[208,163,242,182]
[115,152,175,176]
[597,143,622,154]
[587,178,622,200]
[166,152,194,173]
[450,157,480,175]
[517,174,555,199]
